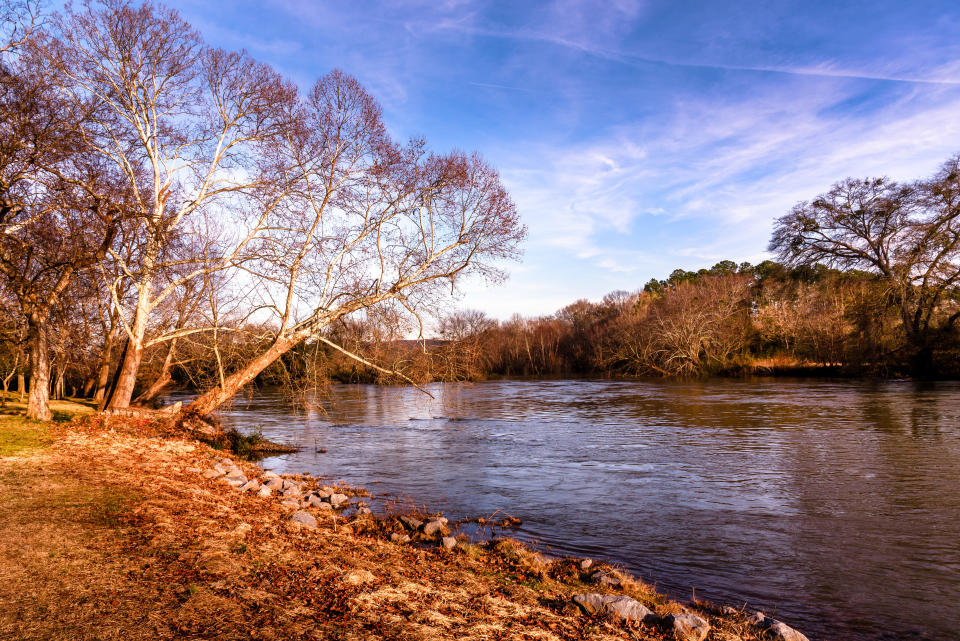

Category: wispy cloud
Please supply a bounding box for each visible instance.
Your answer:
[165,0,960,317]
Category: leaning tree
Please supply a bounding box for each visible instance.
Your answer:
[184,71,525,416]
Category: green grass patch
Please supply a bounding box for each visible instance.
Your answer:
[0,416,52,456]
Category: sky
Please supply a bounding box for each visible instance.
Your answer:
[165,0,960,319]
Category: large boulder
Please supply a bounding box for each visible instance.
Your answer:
[304,494,326,508]
[290,511,317,528]
[422,519,448,537]
[665,613,710,641]
[572,594,656,623]
[238,479,260,492]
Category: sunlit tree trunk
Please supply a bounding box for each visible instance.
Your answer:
[26,321,51,421]
[107,277,153,410]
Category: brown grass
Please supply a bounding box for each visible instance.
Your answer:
[0,407,764,640]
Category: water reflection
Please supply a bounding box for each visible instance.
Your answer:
[176,378,960,641]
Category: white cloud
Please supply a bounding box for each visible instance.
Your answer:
[492,78,960,293]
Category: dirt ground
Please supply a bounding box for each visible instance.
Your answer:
[0,408,762,641]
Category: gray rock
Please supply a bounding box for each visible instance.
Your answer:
[238,479,261,492]
[316,502,332,511]
[758,617,810,641]
[203,469,222,479]
[303,494,324,508]
[441,536,457,550]
[665,613,710,641]
[257,486,272,498]
[579,558,594,571]
[291,511,317,528]
[422,519,447,537]
[264,477,284,490]
[588,569,622,587]
[281,479,300,492]
[225,477,246,488]
[390,532,411,543]
[281,499,300,509]
[328,493,348,508]
[317,487,332,498]
[262,470,280,480]
[749,612,767,626]
[356,506,372,515]
[225,468,247,482]
[399,515,423,530]
[212,463,227,475]
[572,594,656,623]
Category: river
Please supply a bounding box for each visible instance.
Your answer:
[187,378,960,641]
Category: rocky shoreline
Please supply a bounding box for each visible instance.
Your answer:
[198,432,811,641]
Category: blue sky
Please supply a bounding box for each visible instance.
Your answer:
[168,0,960,318]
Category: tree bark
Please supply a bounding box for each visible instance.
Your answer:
[92,325,116,402]
[26,323,52,421]
[133,337,178,405]
[17,373,25,401]
[106,289,150,410]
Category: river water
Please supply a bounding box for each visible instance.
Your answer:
[197,378,960,641]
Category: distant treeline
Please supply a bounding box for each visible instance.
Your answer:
[147,257,958,393]
[72,145,960,395]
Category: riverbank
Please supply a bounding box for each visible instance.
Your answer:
[0,405,809,641]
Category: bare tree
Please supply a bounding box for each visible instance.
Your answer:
[47,0,296,410]
[185,71,524,415]
[770,156,960,370]
[0,17,123,419]
[648,275,752,375]
[435,309,496,380]
[0,0,41,56]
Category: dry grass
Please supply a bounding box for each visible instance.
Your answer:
[0,410,764,641]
